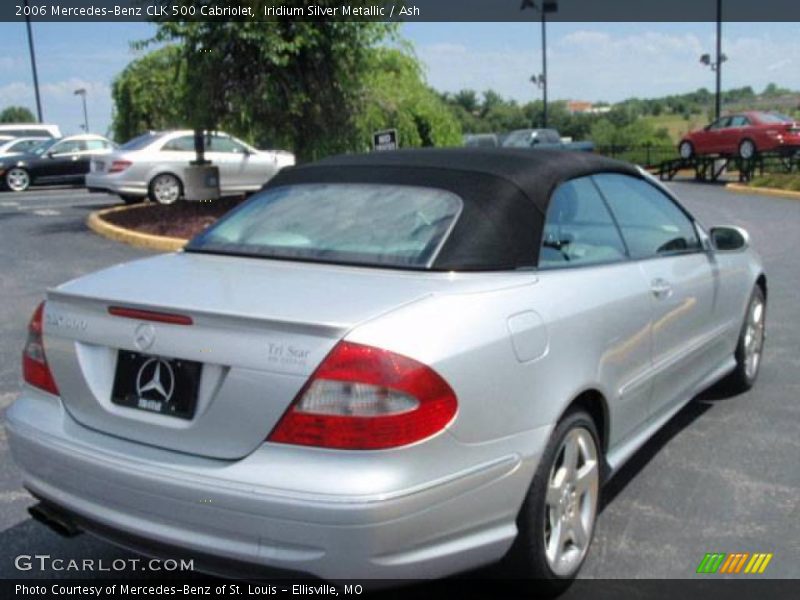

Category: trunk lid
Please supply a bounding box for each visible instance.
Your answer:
[43,252,521,459]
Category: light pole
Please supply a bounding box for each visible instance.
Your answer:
[700,51,727,121]
[531,73,545,109]
[24,0,43,122]
[521,0,558,128]
[74,88,89,132]
[701,0,725,121]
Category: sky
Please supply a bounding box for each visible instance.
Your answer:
[1,21,798,138]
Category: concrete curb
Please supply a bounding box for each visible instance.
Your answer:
[86,204,188,252]
[726,183,800,200]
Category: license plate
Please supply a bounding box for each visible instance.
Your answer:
[111,351,202,420]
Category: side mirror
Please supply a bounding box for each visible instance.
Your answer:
[46,151,55,158]
[709,226,749,252]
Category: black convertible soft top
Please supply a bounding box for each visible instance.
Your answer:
[266,148,641,271]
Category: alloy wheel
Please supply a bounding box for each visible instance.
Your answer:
[543,427,600,577]
[739,140,755,160]
[151,174,181,205]
[6,168,30,192]
[679,142,693,159]
[744,296,765,380]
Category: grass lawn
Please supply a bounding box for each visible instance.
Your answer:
[748,173,800,192]
[642,113,707,142]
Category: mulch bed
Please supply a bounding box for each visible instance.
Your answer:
[103,197,246,239]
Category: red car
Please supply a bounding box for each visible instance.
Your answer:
[679,111,800,160]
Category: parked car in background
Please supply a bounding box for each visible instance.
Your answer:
[271,149,296,170]
[0,136,48,157]
[0,134,116,192]
[679,111,800,160]
[502,128,595,152]
[86,130,295,204]
[0,123,61,139]
[464,133,500,148]
[8,149,766,588]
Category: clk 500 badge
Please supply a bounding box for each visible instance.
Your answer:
[45,313,88,331]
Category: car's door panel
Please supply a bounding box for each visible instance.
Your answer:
[636,255,717,415]
[723,115,750,154]
[39,140,88,181]
[594,173,721,419]
[538,176,653,444]
[702,117,732,154]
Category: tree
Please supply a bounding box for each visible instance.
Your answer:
[0,106,36,123]
[110,46,188,142]
[762,82,790,98]
[480,90,504,117]
[453,90,479,114]
[358,48,462,149]
[589,117,671,148]
[147,7,397,161]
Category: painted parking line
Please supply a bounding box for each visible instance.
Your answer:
[32,209,61,216]
[0,201,20,207]
[15,194,107,203]
[14,199,115,211]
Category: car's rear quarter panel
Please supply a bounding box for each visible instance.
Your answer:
[348,262,653,450]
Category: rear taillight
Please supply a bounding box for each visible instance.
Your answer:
[22,302,59,395]
[108,160,132,173]
[268,342,457,450]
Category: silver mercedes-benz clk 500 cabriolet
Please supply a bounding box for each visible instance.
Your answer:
[8,149,766,589]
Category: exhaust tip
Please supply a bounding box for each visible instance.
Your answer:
[28,503,82,538]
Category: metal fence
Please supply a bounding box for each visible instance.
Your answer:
[594,144,678,168]
[595,144,800,174]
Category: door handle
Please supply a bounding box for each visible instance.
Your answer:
[650,278,673,300]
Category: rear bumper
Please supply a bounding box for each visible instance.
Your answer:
[7,391,547,580]
[85,173,147,197]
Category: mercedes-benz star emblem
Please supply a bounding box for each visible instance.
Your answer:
[135,358,175,403]
[133,323,156,351]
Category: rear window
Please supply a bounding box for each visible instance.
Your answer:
[120,133,161,151]
[758,113,793,124]
[186,184,463,269]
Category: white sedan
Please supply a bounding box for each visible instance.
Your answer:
[86,130,295,204]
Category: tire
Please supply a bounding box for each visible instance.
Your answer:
[502,409,602,594]
[678,140,694,160]
[148,173,182,205]
[738,139,757,160]
[724,285,766,393]
[120,194,145,205]
[5,167,31,192]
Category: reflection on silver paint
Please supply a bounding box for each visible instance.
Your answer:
[7,196,765,579]
[507,310,549,363]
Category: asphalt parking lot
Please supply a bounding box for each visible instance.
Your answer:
[0,183,798,585]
